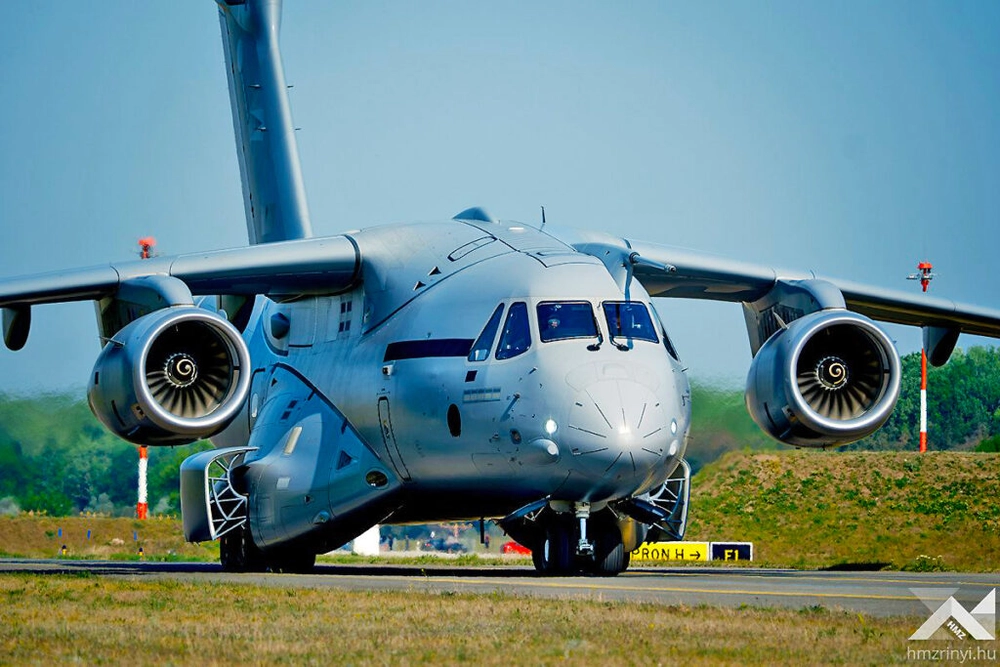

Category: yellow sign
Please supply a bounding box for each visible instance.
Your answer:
[631,541,709,562]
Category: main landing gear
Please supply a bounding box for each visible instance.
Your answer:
[219,524,316,574]
[531,503,629,577]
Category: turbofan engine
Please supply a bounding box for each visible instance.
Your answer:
[88,307,251,445]
[745,310,900,447]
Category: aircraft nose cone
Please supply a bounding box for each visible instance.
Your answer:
[565,379,671,478]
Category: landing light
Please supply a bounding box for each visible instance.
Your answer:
[544,419,558,435]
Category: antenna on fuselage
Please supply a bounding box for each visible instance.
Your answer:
[540,206,547,231]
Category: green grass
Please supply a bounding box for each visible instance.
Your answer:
[685,450,1000,571]
[0,574,924,665]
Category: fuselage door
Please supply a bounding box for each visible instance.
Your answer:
[377,396,411,481]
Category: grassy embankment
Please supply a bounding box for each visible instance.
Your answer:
[2,451,998,571]
[0,574,921,665]
[0,514,217,562]
[685,450,1000,572]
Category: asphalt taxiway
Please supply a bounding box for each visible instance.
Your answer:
[1,559,995,617]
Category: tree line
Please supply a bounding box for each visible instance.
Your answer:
[0,346,996,516]
[0,393,209,516]
[684,347,1000,464]
[850,346,1000,451]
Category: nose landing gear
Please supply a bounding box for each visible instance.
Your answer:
[575,502,595,557]
[528,504,629,576]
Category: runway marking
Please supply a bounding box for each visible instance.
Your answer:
[348,575,920,604]
[626,570,997,588]
[8,560,989,612]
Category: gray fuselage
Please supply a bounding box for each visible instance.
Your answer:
[219,219,691,522]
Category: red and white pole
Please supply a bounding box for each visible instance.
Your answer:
[137,445,149,519]
[919,348,928,453]
[907,260,934,455]
[136,236,156,519]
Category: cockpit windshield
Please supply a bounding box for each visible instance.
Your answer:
[496,302,531,360]
[603,302,659,344]
[537,302,599,342]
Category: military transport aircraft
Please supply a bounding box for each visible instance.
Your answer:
[3,0,1000,576]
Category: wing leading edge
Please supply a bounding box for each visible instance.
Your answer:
[625,239,1000,336]
[628,240,1000,335]
[551,228,1000,364]
[0,235,360,350]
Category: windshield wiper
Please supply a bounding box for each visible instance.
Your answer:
[609,335,630,351]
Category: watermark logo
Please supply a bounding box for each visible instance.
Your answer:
[909,588,996,641]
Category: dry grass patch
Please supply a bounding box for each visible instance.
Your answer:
[1,574,923,665]
[0,515,217,561]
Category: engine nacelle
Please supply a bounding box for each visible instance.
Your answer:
[88,307,252,445]
[745,310,900,447]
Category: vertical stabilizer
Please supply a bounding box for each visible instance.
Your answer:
[216,0,312,245]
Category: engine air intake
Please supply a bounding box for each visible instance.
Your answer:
[745,311,900,447]
[88,307,251,445]
[146,322,237,419]
[795,325,887,420]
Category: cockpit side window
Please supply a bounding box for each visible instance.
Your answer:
[496,302,531,360]
[662,328,681,361]
[468,304,505,362]
[537,302,598,342]
[650,304,681,361]
[602,301,659,344]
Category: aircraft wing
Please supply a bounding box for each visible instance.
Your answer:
[624,239,1000,338]
[549,227,1000,363]
[0,235,360,308]
[0,235,360,350]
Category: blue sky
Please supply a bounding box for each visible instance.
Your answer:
[1,1,998,393]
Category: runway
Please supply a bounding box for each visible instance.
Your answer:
[3,559,996,617]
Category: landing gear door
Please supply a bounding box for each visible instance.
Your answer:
[378,396,411,481]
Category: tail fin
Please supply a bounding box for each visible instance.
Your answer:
[216,0,312,245]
